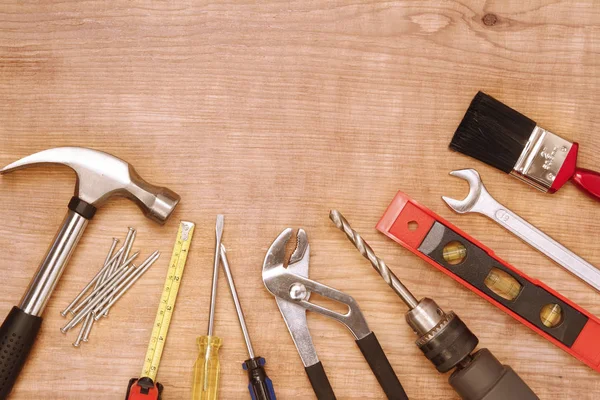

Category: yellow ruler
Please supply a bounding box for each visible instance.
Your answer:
[141,221,195,381]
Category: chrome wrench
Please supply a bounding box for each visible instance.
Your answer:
[442,168,600,292]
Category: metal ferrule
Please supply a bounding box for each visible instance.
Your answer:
[511,126,572,192]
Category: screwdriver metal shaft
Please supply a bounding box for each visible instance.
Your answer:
[220,244,254,358]
[329,210,419,309]
[207,215,224,336]
[220,244,276,400]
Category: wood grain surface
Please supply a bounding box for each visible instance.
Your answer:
[1,1,599,399]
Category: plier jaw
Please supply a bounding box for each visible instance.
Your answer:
[262,228,370,340]
[263,228,318,369]
[263,228,310,295]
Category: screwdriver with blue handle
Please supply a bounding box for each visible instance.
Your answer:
[220,244,276,400]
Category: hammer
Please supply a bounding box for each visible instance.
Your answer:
[0,147,180,398]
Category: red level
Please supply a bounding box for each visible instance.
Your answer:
[377,191,600,373]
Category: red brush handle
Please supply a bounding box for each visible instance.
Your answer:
[572,167,600,201]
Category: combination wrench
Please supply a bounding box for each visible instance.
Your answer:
[442,168,600,293]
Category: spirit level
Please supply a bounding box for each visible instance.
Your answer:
[377,192,600,373]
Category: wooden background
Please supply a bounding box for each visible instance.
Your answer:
[1,1,599,398]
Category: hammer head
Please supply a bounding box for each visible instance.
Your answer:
[1,147,180,224]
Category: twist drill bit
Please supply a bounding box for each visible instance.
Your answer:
[329,210,419,309]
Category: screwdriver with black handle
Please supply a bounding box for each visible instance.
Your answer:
[220,244,276,400]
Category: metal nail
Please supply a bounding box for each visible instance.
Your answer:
[60,245,124,317]
[122,228,136,264]
[73,313,92,347]
[94,251,158,315]
[93,257,118,319]
[81,312,95,342]
[69,252,139,315]
[92,266,140,316]
[103,247,139,317]
[94,251,160,318]
[105,228,136,317]
[111,228,134,275]
[61,266,133,333]
[81,238,122,342]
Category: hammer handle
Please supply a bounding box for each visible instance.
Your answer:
[0,307,42,399]
[20,205,90,316]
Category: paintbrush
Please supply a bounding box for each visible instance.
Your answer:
[449,91,600,201]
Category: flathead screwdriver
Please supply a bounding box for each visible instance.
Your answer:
[220,244,276,400]
[192,215,224,400]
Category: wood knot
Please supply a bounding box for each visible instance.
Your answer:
[482,13,498,26]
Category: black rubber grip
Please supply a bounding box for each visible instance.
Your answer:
[305,361,336,400]
[0,307,42,399]
[356,332,409,400]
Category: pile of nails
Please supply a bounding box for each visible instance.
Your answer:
[60,227,161,347]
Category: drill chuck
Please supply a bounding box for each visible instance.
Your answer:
[406,298,478,373]
[404,298,538,399]
[415,312,478,373]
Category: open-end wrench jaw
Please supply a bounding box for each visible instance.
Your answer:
[442,169,488,213]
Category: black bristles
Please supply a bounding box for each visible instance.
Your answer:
[449,91,537,173]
